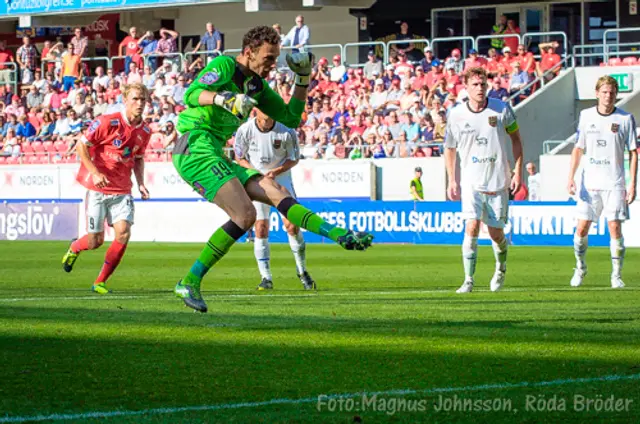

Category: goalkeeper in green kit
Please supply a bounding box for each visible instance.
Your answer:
[173,25,373,313]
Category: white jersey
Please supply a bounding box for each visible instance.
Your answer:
[576,106,637,191]
[234,118,300,173]
[444,98,518,192]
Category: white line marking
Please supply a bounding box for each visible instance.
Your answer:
[1,373,638,423]
[0,287,637,302]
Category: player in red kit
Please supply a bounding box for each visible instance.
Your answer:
[61,83,151,294]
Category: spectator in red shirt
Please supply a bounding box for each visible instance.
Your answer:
[503,19,521,53]
[0,41,14,85]
[394,51,414,79]
[485,48,502,74]
[464,49,485,70]
[349,114,367,136]
[119,27,142,74]
[538,41,562,82]
[500,47,515,74]
[411,66,428,91]
[515,44,536,78]
[426,60,445,89]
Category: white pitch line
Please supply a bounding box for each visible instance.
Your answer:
[0,287,637,303]
[0,372,638,423]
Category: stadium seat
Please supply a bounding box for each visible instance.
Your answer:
[43,141,56,153]
[608,57,622,66]
[6,156,18,165]
[149,133,164,150]
[622,57,638,66]
[149,123,160,133]
[53,141,67,152]
[599,62,607,67]
[21,143,34,154]
[0,156,6,165]
[28,155,40,164]
[32,141,44,153]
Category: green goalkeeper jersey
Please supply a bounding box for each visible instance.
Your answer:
[178,55,305,142]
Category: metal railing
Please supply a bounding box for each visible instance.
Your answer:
[429,36,475,59]
[507,55,572,106]
[474,34,522,54]
[282,43,344,64]
[604,27,640,62]
[386,38,430,62]
[143,52,184,72]
[344,41,386,67]
[542,140,571,154]
[0,62,18,94]
[81,56,111,73]
[184,49,222,66]
[522,31,568,59]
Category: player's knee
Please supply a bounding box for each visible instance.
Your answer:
[285,222,299,235]
[87,234,104,249]
[254,220,269,238]
[236,208,257,231]
[115,230,131,244]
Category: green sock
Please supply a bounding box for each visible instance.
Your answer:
[184,227,238,286]
[285,204,348,242]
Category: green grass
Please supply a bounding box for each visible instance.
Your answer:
[0,241,639,423]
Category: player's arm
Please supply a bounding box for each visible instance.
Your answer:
[626,116,638,204]
[133,156,150,200]
[266,129,300,178]
[504,105,523,193]
[568,114,585,195]
[443,116,458,200]
[77,121,109,189]
[233,126,254,170]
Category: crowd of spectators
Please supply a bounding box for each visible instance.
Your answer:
[0,15,564,165]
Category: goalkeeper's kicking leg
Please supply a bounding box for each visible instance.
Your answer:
[175,175,372,313]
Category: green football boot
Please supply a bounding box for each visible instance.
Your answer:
[175,280,208,313]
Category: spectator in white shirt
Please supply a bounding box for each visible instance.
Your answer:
[281,15,310,53]
[92,66,110,91]
[329,55,346,83]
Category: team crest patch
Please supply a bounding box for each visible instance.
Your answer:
[273,138,282,149]
[113,139,123,148]
[199,71,219,85]
[488,116,498,127]
[110,119,119,127]
[611,123,619,133]
[88,120,100,134]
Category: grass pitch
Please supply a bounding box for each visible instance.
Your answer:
[0,241,639,423]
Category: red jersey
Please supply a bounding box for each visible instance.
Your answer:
[77,112,151,195]
[120,36,140,56]
[541,52,562,73]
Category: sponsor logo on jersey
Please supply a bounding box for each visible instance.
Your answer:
[88,120,100,134]
[460,123,475,135]
[586,124,599,134]
[596,139,607,147]
[589,157,611,166]
[488,116,497,127]
[611,123,619,133]
[199,71,219,85]
[110,119,119,127]
[113,139,123,148]
[122,147,132,158]
[475,136,488,146]
[472,155,497,164]
[142,126,151,134]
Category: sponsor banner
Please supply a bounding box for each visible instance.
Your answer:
[86,200,612,246]
[0,167,60,199]
[0,0,224,16]
[291,161,375,199]
[0,203,78,240]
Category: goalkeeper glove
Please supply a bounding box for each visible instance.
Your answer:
[286,52,313,87]
[214,92,257,120]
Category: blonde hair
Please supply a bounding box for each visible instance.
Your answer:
[463,66,488,84]
[122,83,149,101]
[595,75,619,94]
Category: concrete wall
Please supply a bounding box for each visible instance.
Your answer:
[175,3,356,60]
[514,68,577,166]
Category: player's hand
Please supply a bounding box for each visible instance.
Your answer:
[627,186,636,205]
[139,185,150,200]
[510,173,521,195]
[447,180,458,200]
[286,52,313,86]
[215,92,257,120]
[92,172,109,189]
[567,179,576,196]
[264,170,277,179]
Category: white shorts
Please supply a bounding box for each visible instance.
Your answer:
[461,188,509,229]
[85,190,135,233]
[253,173,296,221]
[576,188,628,222]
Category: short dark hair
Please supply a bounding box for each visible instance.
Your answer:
[242,25,280,52]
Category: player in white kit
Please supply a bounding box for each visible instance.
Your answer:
[235,109,316,291]
[444,67,524,293]
[567,75,637,289]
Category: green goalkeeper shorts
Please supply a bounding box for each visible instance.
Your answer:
[172,130,261,202]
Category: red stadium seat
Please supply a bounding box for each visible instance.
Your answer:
[149,123,160,133]
[43,141,56,153]
[28,155,40,164]
[53,141,67,152]
[149,133,164,150]
[608,57,622,66]
[32,141,44,153]
[599,62,607,67]
[21,143,34,154]
[623,57,638,66]
[0,156,6,165]
[6,156,19,165]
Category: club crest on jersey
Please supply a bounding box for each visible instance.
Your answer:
[88,120,100,134]
[199,71,219,85]
[273,138,282,149]
[611,123,619,133]
[193,181,207,198]
[113,139,123,148]
[110,119,119,127]
[488,116,498,127]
